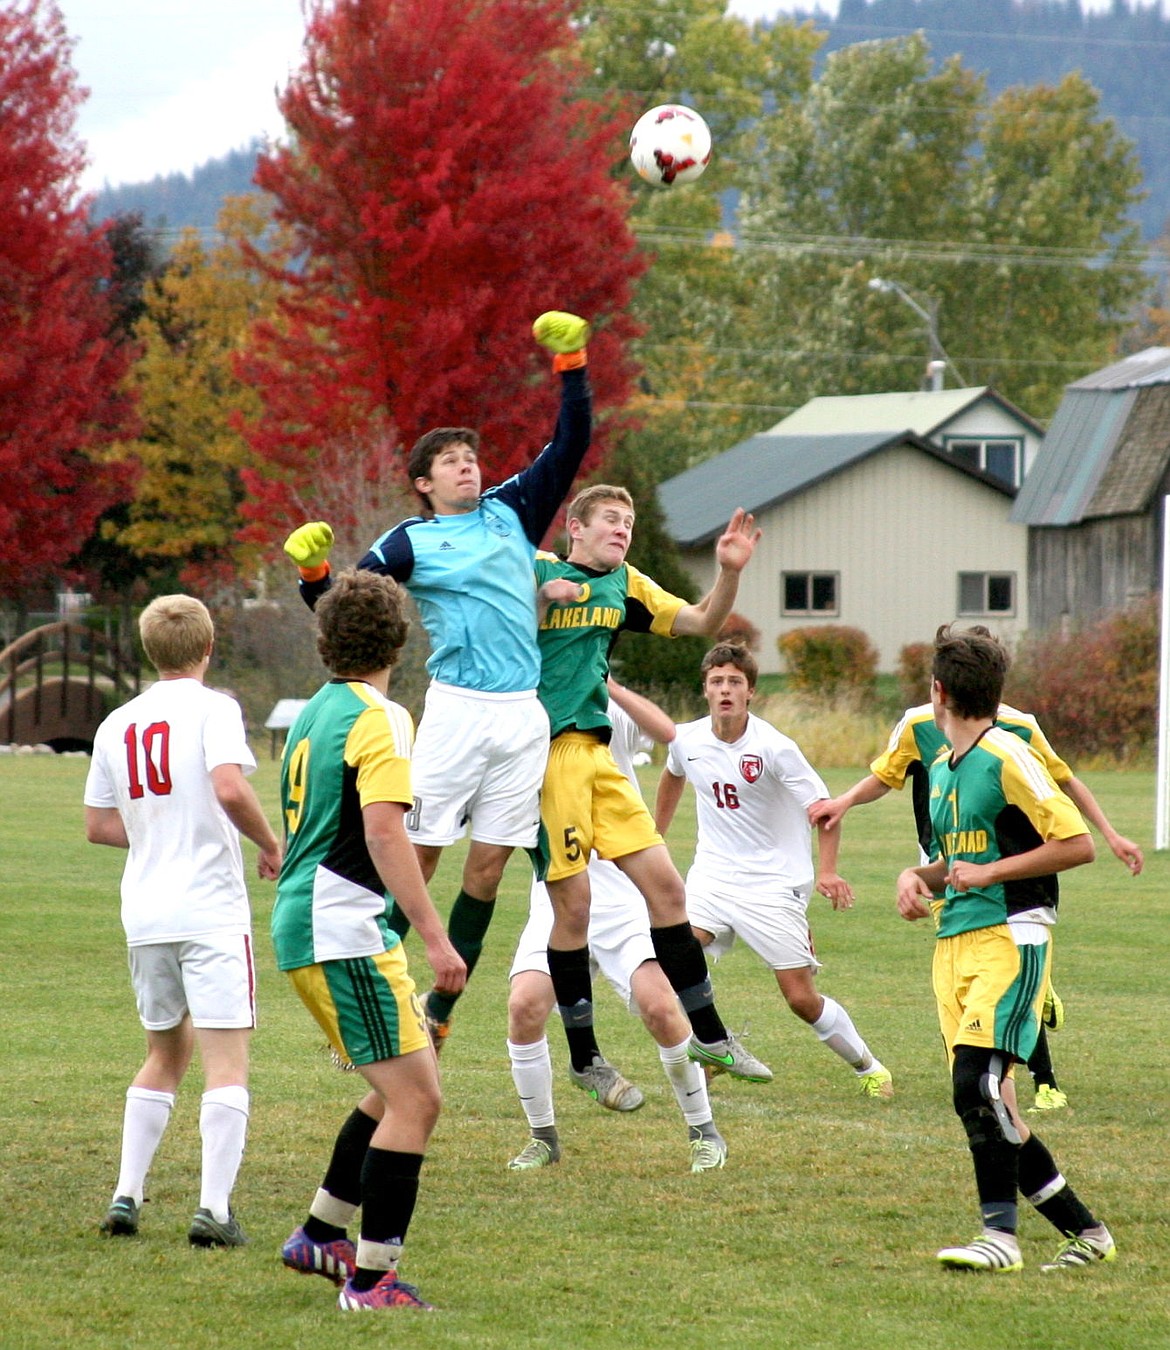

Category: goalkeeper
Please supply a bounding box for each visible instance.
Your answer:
[284,313,592,1053]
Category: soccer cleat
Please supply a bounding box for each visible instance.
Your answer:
[422,994,452,1057]
[857,1067,894,1100]
[338,1271,435,1311]
[281,1225,356,1284]
[100,1195,140,1237]
[688,1032,773,1084]
[1029,1084,1069,1112]
[1041,1226,1116,1272]
[937,1232,1022,1273]
[507,1137,562,1171]
[1042,984,1065,1031]
[188,1208,248,1248]
[569,1057,644,1111]
[689,1136,728,1173]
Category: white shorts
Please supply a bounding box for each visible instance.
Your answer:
[510,860,655,1009]
[407,682,549,848]
[685,870,821,973]
[128,933,257,1031]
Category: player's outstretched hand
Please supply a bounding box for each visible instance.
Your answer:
[809,796,847,831]
[284,521,334,570]
[714,508,761,574]
[816,872,854,909]
[533,311,590,371]
[896,867,933,921]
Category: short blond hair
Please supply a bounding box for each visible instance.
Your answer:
[566,484,635,526]
[139,595,214,674]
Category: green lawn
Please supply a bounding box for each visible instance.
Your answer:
[1,755,1166,1349]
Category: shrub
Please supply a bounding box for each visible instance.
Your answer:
[1005,597,1158,762]
[896,642,933,709]
[718,610,761,650]
[777,625,879,703]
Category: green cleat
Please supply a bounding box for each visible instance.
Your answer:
[688,1032,773,1084]
[507,1137,562,1171]
[569,1057,644,1111]
[858,1067,894,1100]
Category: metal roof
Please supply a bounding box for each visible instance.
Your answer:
[1010,389,1137,525]
[764,387,1042,438]
[658,430,1012,548]
[1068,347,1170,392]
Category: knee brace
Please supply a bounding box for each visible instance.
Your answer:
[953,1046,1022,1146]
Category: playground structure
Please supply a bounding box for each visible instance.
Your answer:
[0,621,141,751]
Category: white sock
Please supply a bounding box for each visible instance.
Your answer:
[507,1037,555,1130]
[114,1086,175,1203]
[811,997,874,1071]
[199,1085,249,1222]
[658,1035,711,1128]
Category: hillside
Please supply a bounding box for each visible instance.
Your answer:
[90,1,1170,241]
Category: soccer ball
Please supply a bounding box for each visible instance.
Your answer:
[629,104,712,188]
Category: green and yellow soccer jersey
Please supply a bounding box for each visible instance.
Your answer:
[272,679,415,970]
[927,725,1087,938]
[871,702,1074,855]
[534,553,685,739]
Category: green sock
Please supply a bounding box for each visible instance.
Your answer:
[427,891,495,1022]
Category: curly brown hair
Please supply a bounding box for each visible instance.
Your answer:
[932,623,1009,719]
[315,570,410,676]
[700,641,758,690]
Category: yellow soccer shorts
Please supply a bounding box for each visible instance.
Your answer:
[932,924,1051,1064]
[541,732,662,882]
[287,943,429,1067]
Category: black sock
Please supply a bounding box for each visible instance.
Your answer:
[352,1148,423,1291]
[650,923,727,1043]
[304,1106,378,1243]
[1027,1025,1059,1092]
[1018,1133,1096,1235]
[547,945,600,1072]
[428,891,496,1021]
[961,1106,1020,1233]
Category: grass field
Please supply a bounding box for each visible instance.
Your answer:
[1,753,1167,1349]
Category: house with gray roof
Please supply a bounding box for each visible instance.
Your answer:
[1011,347,1170,633]
[658,409,1030,674]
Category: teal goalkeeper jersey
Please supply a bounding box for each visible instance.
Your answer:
[534,554,684,739]
[927,725,1087,938]
[272,680,415,970]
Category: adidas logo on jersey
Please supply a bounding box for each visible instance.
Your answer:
[963,1017,982,1032]
[931,785,942,798]
[439,541,455,550]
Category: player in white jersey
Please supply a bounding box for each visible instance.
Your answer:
[656,643,893,1100]
[505,681,727,1173]
[84,595,282,1248]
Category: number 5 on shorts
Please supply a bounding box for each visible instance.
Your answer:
[563,826,582,864]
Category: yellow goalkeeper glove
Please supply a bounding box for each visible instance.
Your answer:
[532,311,590,371]
[284,521,334,581]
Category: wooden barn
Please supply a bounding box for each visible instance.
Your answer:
[1011,348,1170,634]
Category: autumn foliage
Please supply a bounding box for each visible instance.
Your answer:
[238,0,644,550]
[0,1,136,597]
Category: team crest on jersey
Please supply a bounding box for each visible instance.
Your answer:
[486,516,512,537]
[739,754,763,783]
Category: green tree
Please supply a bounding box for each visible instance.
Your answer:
[104,197,283,590]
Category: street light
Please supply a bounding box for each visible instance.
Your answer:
[868,277,968,391]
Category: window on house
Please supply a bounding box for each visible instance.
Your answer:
[958,572,1015,616]
[782,572,839,616]
[945,437,1021,487]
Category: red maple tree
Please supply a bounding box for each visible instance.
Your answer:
[237,0,644,550]
[0,1,136,600]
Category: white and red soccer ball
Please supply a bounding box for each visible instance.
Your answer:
[629,104,712,188]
